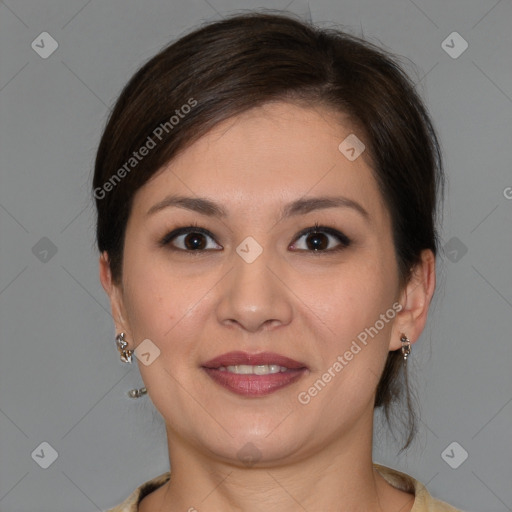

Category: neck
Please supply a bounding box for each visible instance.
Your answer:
[141,410,412,512]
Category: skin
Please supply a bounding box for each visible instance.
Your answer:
[100,101,435,512]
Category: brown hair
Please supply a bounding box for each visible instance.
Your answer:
[93,11,444,450]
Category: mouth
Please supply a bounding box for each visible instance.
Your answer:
[201,351,308,397]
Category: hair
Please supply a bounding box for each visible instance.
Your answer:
[93,11,444,450]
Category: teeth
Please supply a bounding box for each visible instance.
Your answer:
[217,364,289,375]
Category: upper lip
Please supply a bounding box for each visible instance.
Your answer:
[202,351,307,369]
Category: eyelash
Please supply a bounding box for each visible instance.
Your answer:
[158,222,351,254]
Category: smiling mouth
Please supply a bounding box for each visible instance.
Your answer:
[218,364,290,374]
[202,367,307,396]
[202,351,308,397]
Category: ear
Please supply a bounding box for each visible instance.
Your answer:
[99,252,131,338]
[389,249,436,351]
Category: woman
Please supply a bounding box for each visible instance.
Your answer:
[94,12,463,512]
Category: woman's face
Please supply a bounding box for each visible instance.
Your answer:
[104,101,413,465]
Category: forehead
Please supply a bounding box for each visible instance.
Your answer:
[132,101,386,221]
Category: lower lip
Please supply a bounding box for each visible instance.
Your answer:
[202,368,307,397]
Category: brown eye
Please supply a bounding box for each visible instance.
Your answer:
[290,225,351,252]
[304,232,330,250]
[160,226,222,251]
[182,232,208,250]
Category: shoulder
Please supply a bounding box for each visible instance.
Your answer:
[105,471,171,512]
[373,463,466,512]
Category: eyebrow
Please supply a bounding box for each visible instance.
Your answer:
[146,194,369,221]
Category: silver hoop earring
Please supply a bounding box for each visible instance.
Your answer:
[400,334,411,361]
[115,332,133,363]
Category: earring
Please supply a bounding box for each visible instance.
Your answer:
[115,332,133,363]
[115,333,148,398]
[400,334,411,361]
[128,387,147,399]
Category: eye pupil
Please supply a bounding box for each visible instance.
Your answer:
[306,232,328,251]
[184,233,206,250]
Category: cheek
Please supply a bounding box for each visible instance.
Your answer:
[300,256,397,338]
[294,254,399,411]
[121,238,186,335]
[122,260,174,341]
[120,243,218,363]
[295,272,397,420]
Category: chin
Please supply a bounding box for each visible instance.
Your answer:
[192,420,308,468]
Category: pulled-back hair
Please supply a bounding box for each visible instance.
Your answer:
[93,11,444,450]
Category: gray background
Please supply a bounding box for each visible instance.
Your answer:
[0,0,511,511]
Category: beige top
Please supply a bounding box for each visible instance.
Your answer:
[106,463,464,511]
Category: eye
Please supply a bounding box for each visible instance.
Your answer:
[159,225,222,252]
[159,223,351,253]
[290,223,351,252]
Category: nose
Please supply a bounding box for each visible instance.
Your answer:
[215,247,293,333]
